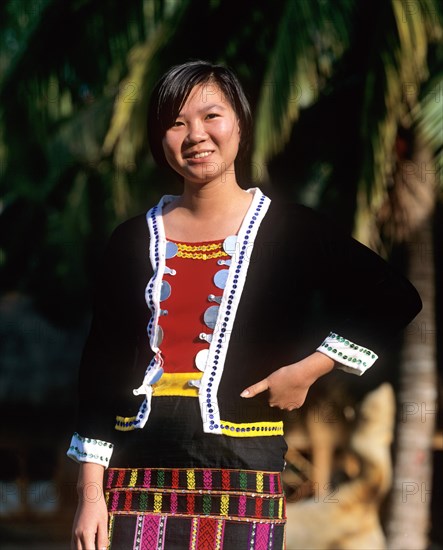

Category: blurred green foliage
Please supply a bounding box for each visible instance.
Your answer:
[0,0,442,325]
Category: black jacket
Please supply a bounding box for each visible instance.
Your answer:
[72,191,421,455]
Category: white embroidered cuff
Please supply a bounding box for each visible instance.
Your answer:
[66,432,114,468]
[317,332,378,375]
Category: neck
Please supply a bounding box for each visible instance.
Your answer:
[161,176,256,242]
[178,178,248,219]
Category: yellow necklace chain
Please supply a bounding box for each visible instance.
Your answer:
[175,241,229,260]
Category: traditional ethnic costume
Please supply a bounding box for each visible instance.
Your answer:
[67,188,421,549]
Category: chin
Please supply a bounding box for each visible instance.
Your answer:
[185,170,224,185]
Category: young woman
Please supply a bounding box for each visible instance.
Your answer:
[68,61,422,549]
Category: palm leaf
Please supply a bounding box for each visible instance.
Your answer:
[0,0,55,90]
[101,0,189,168]
[253,0,356,178]
[0,0,150,145]
[0,0,164,314]
[414,69,443,187]
[354,0,443,246]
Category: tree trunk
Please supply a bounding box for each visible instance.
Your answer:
[386,217,437,550]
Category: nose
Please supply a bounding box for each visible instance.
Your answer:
[186,120,208,144]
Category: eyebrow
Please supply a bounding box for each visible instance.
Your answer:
[177,103,228,117]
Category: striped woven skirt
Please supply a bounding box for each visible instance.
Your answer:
[105,467,286,549]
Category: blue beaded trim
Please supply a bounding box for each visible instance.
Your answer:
[198,189,271,434]
[132,199,172,429]
[220,420,284,437]
[115,416,138,431]
[145,203,160,344]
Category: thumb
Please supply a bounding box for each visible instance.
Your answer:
[240,378,269,398]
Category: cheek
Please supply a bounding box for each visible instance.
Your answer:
[162,135,179,162]
[218,121,240,150]
[162,134,172,152]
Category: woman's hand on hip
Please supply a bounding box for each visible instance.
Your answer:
[240,352,335,411]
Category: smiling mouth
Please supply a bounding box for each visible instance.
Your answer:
[186,151,213,159]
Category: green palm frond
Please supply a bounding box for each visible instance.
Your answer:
[0,0,151,143]
[0,0,55,89]
[0,0,164,212]
[253,0,356,176]
[355,0,443,245]
[414,69,443,187]
[0,0,169,317]
[102,0,189,168]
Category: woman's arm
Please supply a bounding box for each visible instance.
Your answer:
[67,219,149,466]
[71,462,108,550]
[68,218,150,546]
[240,204,421,409]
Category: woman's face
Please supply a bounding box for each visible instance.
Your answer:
[162,83,240,186]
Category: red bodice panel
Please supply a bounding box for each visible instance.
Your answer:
[159,238,229,373]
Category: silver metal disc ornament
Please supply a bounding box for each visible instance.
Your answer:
[222,235,237,256]
[203,305,219,329]
[165,241,178,259]
[195,348,209,372]
[213,269,229,290]
[160,280,171,301]
[153,324,164,347]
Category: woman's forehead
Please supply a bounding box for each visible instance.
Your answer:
[180,83,232,112]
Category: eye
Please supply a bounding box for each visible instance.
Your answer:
[171,120,184,128]
[205,113,220,120]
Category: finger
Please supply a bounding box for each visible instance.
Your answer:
[80,531,95,550]
[97,520,109,550]
[72,531,83,550]
[270,402,284,409]
[240,378,269,398]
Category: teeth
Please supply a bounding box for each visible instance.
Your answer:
[193,151,212,159]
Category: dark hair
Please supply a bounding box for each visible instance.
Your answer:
[147,60,252,171]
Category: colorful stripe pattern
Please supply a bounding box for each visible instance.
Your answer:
[189,517,225,549]
[107,488,283,520]
[106,467,283,495]
[106,467,285,549]
[249,521,275,550]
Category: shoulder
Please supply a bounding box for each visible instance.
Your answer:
[110,213,149,240]
[107,212,149,248]
[267,196,326,221]
[265,198,344,239]
[99,213,151,269]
